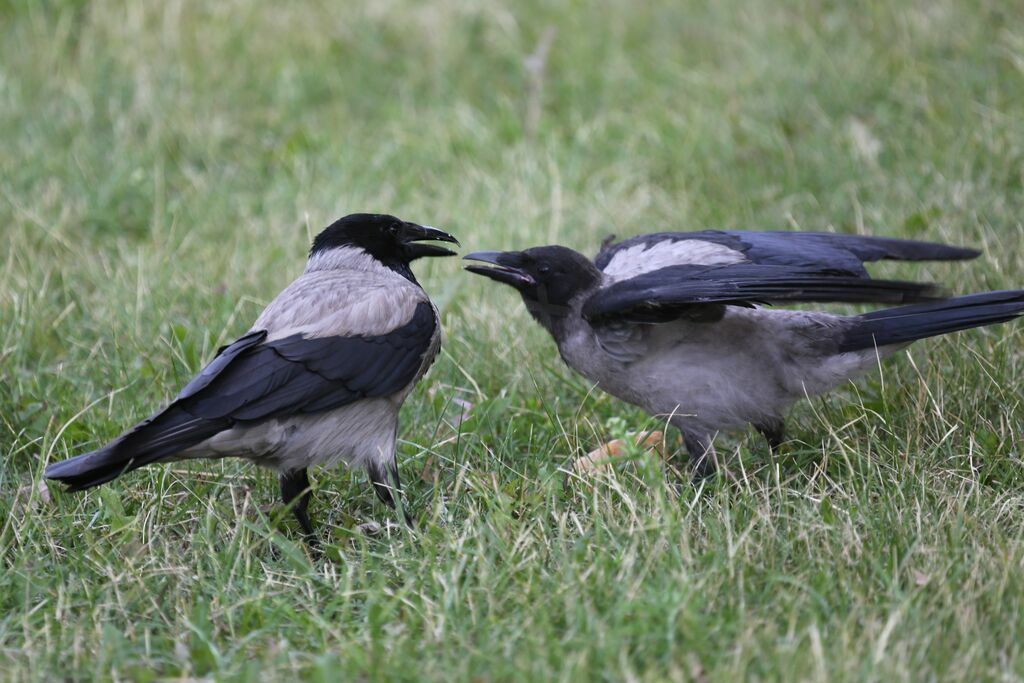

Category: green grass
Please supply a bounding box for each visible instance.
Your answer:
[2,0,1024,679]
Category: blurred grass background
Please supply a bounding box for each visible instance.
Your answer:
[2,0,1023,679]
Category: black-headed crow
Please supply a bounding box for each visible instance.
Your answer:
[466,230,1023,479]
[46,213,459,540]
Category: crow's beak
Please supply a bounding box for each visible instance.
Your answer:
[403,224,460,259]
[463,251,536,288]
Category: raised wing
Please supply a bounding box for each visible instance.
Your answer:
[595,230,979,280]
[582,263,943,324]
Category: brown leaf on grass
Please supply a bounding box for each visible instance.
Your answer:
[573,430,665,474]
[16,480,52,507]
[420,455,438,484]
[36,480,52,504]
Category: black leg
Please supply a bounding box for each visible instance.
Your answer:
[682,431,717,483]
[755,419,785,456]
[280,468,317,542]
[368,460,414,527]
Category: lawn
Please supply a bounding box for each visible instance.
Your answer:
[2,0,1024,680]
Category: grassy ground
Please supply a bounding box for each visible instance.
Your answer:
[2,0,1024,680]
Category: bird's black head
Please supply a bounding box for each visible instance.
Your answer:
[464,246,602,333]
[309,213,459,281]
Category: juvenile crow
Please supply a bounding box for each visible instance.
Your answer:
[46,213,458,540]
[466,230,1023,479]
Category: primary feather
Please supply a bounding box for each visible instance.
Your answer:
[595,230,980,279]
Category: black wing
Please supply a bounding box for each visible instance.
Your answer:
[179,302,436,420]
[45,303,437,490]
[595,230,979,277]
[582,263,944,324]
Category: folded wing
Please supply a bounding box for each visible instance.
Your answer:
[45,303,437,490]
[180,302,436,420]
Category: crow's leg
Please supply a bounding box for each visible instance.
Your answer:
[681,431,718,483]
[755,418,785,456]
[368,459,414,527]
[280,468,317,542]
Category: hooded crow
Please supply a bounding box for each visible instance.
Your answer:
[45,213,459,540]
[466,230,1023,479]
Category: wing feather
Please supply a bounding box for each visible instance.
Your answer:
[183,302,437,422]
[69,303,437,468]
[594,230,979,279]
[583,263,944,324]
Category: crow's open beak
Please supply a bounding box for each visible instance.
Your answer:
[404,224,460,259]
[463,251,536,288]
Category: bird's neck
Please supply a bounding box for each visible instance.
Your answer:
[538,305,611,385]
[305,246,420,285]
[524,291,589,344]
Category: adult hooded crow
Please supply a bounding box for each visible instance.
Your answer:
[45,213,458,540]
[466,230,1024,479]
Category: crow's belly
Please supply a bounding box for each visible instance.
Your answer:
[595,349,795,431]
[179,398,401,472]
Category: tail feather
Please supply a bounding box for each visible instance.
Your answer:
[44,445,151,491]
[840,290,1024,352]
[44,406,228,491]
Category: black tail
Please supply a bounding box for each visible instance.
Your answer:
[44,406,227,491]
[44,445,148,491]
[840,290,1024,352]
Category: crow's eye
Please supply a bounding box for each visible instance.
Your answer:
[387,224,401,237]
[538,264,551,275]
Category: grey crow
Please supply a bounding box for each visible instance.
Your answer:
[466,230,1023,479]
[45,213,458,540]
